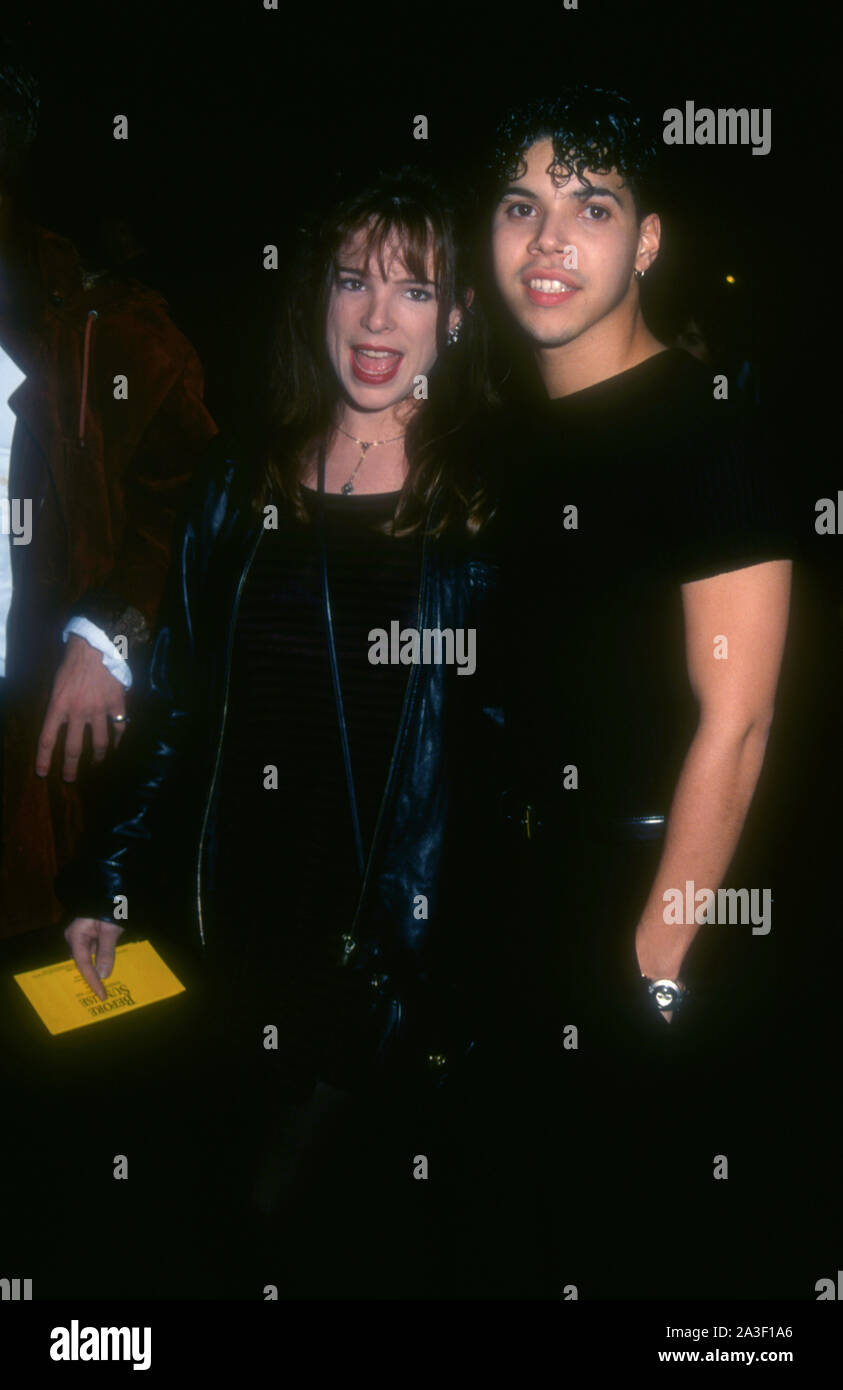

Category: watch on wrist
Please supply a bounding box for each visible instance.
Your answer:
[641,976,688,1012]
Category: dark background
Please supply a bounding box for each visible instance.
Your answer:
[1,0,840,1307]
[7,2,808,412]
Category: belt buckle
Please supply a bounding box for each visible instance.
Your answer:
[499,791,543,842]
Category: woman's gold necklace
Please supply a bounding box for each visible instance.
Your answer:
[335,424,405,494]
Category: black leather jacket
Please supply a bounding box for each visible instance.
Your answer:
[61,435,503,999]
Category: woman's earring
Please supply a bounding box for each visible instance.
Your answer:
[634,268,645,281]
[447,321,462,346]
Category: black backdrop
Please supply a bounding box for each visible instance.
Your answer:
[1,0,840,1344]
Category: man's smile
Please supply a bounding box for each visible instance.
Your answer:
[520,266,581,308]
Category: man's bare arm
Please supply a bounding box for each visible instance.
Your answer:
[634,559,792,1015]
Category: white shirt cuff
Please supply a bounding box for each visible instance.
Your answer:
[62,616,133,690]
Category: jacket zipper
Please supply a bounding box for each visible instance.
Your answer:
[77,309,98,446]
[342,524,431,953]
[195,522,266,948]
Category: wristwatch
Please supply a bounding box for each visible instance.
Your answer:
[642,976,688,1012]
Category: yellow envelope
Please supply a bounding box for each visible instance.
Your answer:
[14,940,185,1035]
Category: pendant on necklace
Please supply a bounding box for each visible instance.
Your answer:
[339,439,373,496]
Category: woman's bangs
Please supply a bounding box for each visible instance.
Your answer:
[344,211,443,295]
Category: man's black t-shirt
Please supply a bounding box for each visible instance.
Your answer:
[503,347,790,831]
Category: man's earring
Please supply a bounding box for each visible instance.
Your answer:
[446,321,462,346]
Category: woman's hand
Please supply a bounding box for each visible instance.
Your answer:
[64,917,125,1000]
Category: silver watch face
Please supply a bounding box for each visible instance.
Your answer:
[649,979,681,1010]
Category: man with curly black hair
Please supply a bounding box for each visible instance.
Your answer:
[488,89,664,396]
[485,89,792,1296]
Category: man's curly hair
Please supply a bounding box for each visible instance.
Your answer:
[489,89,661,221]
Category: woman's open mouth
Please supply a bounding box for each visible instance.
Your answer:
[350,346,404,384]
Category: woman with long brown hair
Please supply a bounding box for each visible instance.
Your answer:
[60,166,503,1296]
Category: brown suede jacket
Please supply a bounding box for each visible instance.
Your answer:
[0,225,217,937]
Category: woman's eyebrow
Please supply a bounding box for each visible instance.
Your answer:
[338,263,435,286]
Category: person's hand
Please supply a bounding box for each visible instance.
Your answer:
[64,917,125,1001]
[36,635,127,781]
